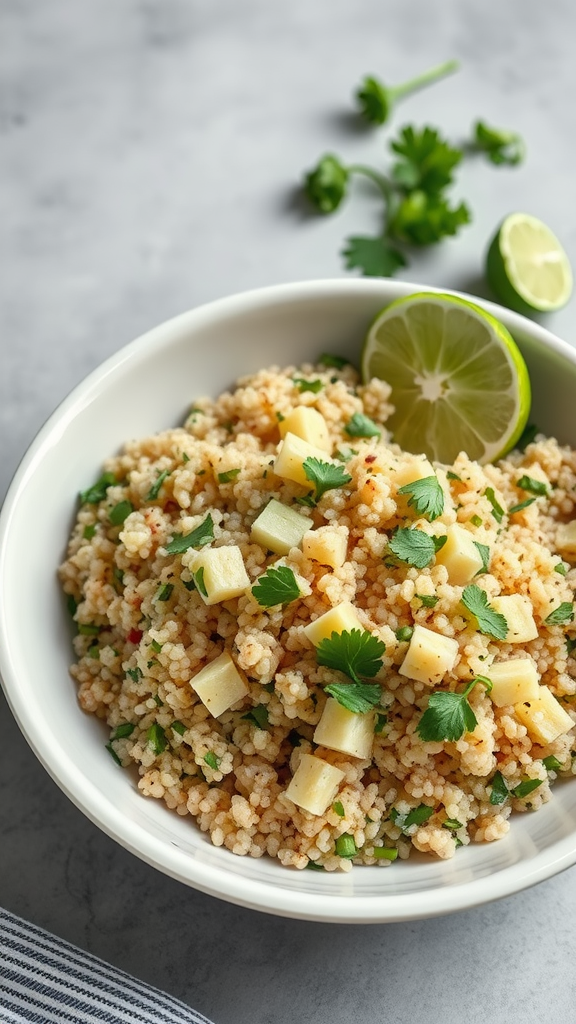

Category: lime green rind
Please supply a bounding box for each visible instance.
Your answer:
[486,215,573,315]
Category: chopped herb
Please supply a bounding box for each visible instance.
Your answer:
[545,602,574,626]
[318,353,350,370]
[194,566,208,598]
[388,527,437,569]
[182,578,196,592]
[446,471,461,481]
[484,487,505,523]
[372,846,398,861]
[113,567,124,589]
[146,469,170,501]
[390,804,434,832]
[275,411,285,422]
[203,751,221,771]
[252,565,301,608]
[334,447,359,462]
[333,800,346,817]
[182,452,190,463]
[567,638,576,656]
[80,471,116,505]
[262,681,275,693]
[473,541,490,575]
[461,584,508,640]
[83,524,96,540]
[287,729,303,747]
[147,723,167,755]
[489,770,509,805]
[470,514,483,528]
[512,778,543,799]
[306,861,325,871]
[416,675,493,742]
[78,622,100,636]
[554,563,567,576]
[105,742,122,765]
[316,628,385,685]
[294,494,316,508]
[172,720,186,736]
[442,818,463,830]
[242,705,269,730]
[395,625,414,643]
[126,667,143,682]
[155,583,174,602]
[433,535,448,553]
[109,500,134,526]
[509,497,536,515]
[293,377,324,393]
[87,644,100,659]
[417,594,439,608]
[515,423,538,451]
[472,120,525,166]
[543,755,563,772]
[335,834,357,858]
[398,475,444,521]
[344,411,381,438]
[324,681,382,714]
[218,468,241,483]
[302,457,352,503]
[150,639,163,654]
[153,694,163,707]
[374,712,388,734]
[110,723,135,741]
[66,594,78,617]
[165,513,214,555]
[516,474,549,496]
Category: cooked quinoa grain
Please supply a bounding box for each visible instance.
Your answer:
[59,361,576,870]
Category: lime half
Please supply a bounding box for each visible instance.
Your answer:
[361,292,531,464]
[486,213,573,314]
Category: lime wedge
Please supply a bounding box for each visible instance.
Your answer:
[486,213,573,314]
[361,292,531,464]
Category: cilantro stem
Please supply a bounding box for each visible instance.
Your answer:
[348,164,393,204]
[391,59,459,102]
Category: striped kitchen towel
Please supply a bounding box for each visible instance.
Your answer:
[0,908,214,1024]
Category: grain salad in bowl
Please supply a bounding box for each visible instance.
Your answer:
[59,344,576,872]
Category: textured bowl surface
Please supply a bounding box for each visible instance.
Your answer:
[2,278,576,923]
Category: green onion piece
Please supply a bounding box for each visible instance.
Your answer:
[78,622,100,636]
[87,644,100,659]
[306,861,325,871]
[470,514,483,528]
[374,712,388,734]
[150,639,163,653]
[110,722,135,740]
[146,469,170,501]
[172,721,186,736]
[333,801,345,817]
[105,742,122,765]
[372,846,398,861]
[395,625,414,643]
[335,834,357,858]
[203,751,220,771]
[542,755,563,772]
[442,818,463,830]
[155,583,174,602]
[83,524,97,540]
[147,723,166,755]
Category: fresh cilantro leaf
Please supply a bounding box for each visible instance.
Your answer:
[484,487,505,523]
[316,628,386,685]
[516,474,549,497]
[390,804,434,832]
[172,720,186,736]
[388,527,436,569]
[515,423,539,452]
[433,535,448,552]
[318,353,350,370]
[334,446,359,462]
[193,566,208,597]
[150,639,163,653]
[126,667,143,682]
[87,644,100,659]
[344,411,381,438]
[416,676,492,742]
[146,469,170,501]
[508,497,536,515]
[67,595,78,619]
[511,778,543,799]
[252,565,301,608]
[554,563,567,576]
[83,524,96,540]
[335,834,357,858]
[391,191,470,246]
[417,594,439,608]
[489,770,509,805]
[374,712,388,733]
[398,474,444,521]
[473,541,490,575]
[242,705,269,730]
[470,514,483,528]
[390,125,463,195]
[147,723,167,755]
[304,153,349,214]
[446,471,461,481]
[109,500,133,526]
[543,755,563,772]
[77,622,100,636]
[110,723,135,741]
[473,120,525,166]
[217,468,241,483]
[293,377,323,394]
[545,602,574,626]
[355,61,459,127]
[165,513,214,554]
[79,471,116,505]
[294,494,316,508]
[203,752,221,771]
[324,680,382,714]
[461,584,508,640]
[306,862,325,871]
[333,800,345,817]
[155,583,174,602]
[342,235,407,278]
[303,457,352,503]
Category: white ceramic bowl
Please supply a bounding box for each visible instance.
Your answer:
[2,279,576,923]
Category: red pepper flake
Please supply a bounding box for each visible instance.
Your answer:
[163,500,179,516]
[127,628,143,645]
[365,455,377,464]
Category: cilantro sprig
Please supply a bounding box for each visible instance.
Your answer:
[398,475,444,521]
[302,457,352,504]
[252,566,301,608]
[316,629,386,685]
[165,513,214,555]
[416,675,493,742]
[355,60,459,126]
[387,527,444,569]
[460,584,508,640]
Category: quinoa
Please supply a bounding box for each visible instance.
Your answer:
[59,360,576,871]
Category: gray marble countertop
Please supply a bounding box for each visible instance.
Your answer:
[2,2,576,1021]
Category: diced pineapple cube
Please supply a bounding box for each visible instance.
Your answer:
[514,685,574,744]
[285,753,345,815]
[189,545,250,605]
[391,456,434,490]
[191,650,249,717]
[435,523,485,585]
[313,697,374,759]
[251,499,310,555]
[278,407,332,452]
[556,521,576,556]
[302,524,348,569]
[491,594,538,643]
[488,658,540,707]
[399,624,459,686]
[303,601,364,646]
[274,431,338,486]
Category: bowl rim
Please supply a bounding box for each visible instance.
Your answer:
[2,276,576,923]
